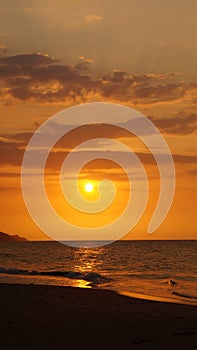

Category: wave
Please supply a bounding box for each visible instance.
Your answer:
[171,291,197,300]
[0,267,111,285]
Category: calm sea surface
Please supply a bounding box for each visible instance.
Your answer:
[0,240,196,305]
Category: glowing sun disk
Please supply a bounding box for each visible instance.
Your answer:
[84,182,94,192]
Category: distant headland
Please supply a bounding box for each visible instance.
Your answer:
[0,231,28,242]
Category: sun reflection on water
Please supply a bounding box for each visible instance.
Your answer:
[71,279,91,288]
[73,247,103,288]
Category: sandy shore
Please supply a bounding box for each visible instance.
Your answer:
[0,283,196,349]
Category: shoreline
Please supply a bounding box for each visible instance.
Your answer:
[1,276,197,307]
[0,282,196,349]
[119,290,197,306]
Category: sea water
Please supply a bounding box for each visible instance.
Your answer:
[0,240,196,305]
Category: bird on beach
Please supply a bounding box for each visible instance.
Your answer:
[168,279,176,286]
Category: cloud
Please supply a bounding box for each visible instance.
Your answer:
[188,169,197,176]
[85,15,102,22]
[0,53,93,102]
[23,8,34,14]
[0,172,21,178]
[173,154,197,164]
[0,52,196,107]
[0,131,197,171]
[134,83,185,103]
[0,44,8,54]
[149,113,197,135]
[0,140,23,166]
[0,52,57,66]
[78,56,93,64]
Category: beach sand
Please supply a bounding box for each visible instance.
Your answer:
[0,283,196,349]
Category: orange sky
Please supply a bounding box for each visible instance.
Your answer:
[0,0,197,240]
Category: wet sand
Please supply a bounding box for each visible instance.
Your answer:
[0,283,196,349]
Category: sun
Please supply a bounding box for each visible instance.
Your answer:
[84,182,94,193]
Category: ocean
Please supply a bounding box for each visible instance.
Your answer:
[0,240,196,305]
